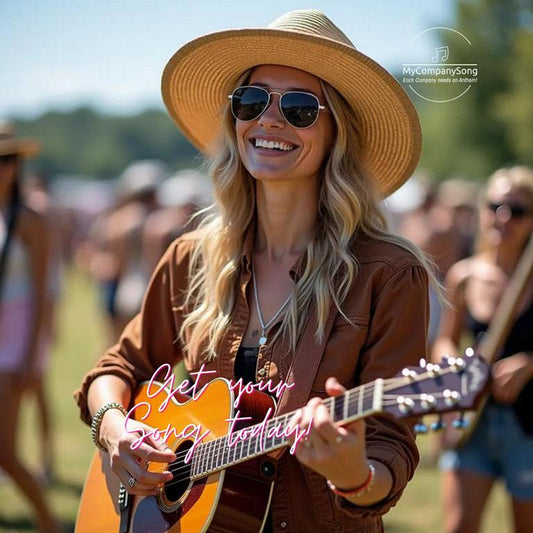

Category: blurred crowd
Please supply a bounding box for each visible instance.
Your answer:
[1,119,532,532]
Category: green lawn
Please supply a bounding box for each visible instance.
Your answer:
[0,269,511,532]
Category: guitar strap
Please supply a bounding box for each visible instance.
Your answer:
[269,303,337,458]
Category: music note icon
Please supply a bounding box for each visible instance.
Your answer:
[432,46,449,63]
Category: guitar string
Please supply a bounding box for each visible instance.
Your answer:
[162,392,456,485]
[159,368,462,485]
[152,366,459,480]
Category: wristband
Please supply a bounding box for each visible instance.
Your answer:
[327,462,375,498]
[91,402,127,451]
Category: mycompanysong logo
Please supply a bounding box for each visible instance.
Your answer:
[402,27,478,103]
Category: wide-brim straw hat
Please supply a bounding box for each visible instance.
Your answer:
[0,121,40,158]
[162,9,421,197]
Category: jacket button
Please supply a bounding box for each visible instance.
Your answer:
[280,521,288,528]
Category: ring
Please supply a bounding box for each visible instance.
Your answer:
[335,435,343,444]
[128,476,137,488]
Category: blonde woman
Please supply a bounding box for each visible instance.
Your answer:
[434,166,533,533]
[76,10,434,532]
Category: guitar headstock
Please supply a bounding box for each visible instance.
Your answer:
[381,349,490,421]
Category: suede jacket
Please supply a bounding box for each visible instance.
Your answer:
[75,228,429,533]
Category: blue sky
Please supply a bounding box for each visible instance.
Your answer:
[2,1,454,118]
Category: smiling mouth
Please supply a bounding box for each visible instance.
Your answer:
[252,138,297,152]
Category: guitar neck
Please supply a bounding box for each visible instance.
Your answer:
[191,379,384,480]
[190,380,384,479]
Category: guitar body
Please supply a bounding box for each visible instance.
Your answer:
[76,379,277,533]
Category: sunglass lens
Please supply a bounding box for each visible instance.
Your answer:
[281,92,319,128]
[231,87,269,122]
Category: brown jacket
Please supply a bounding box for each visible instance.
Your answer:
[75,229,429,532]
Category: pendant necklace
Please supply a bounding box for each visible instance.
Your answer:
[252,261,292,346]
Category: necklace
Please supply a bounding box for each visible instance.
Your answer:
[252,261,292,346]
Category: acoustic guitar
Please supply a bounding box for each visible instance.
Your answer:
[75,353,489,533]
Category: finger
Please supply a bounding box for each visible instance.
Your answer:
[117,466,163,496]
[310,401,342,445]
[325,377,346,397]
[129,440,176,464]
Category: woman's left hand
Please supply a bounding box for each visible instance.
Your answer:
[492,352,533,404]
[289,377,369,490]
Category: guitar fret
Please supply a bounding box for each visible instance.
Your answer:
[358,383,365,415]
[344,390,350,420]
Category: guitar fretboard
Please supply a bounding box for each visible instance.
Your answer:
[190,379,383,479]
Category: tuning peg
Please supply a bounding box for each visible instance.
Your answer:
[452,412,469,429]
[430,416,446,431]
[419,358,427,368]
[414,421,428,434]
[464,347,475,357]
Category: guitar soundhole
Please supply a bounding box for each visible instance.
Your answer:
[163,439,193,503]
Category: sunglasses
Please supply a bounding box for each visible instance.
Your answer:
[487,202,533,219]
[228,85,327,129]
[0,154,18,165]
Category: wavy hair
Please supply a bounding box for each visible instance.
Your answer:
[180,72,438,360]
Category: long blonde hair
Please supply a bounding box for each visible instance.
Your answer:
[181,73,437,360]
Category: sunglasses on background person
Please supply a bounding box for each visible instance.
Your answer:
[228,85,327,129]
[0,154,18,165]
[487,201,533,219]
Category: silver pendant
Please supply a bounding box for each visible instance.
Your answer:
[259,336,267,346]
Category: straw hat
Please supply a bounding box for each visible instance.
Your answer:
[162,9,422,197]
[0,121,40,158]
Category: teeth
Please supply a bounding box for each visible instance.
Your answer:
[254,138,294,151]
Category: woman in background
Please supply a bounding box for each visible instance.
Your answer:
[0,123,59,532]
[433,166,533,533]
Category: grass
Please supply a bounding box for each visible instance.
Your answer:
[0,269,511,532]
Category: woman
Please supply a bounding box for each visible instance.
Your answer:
[433,166,533,533]
[0,123,59,532]
[76,10,434,532]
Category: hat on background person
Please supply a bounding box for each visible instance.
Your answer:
[116,159,171,202]
[162,9,422,197]
[0,121,40,158]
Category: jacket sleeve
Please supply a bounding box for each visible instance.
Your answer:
[337,263,429,518]
[74,238,188,425]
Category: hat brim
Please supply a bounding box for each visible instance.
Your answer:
[162,28,421,197]
[0,138,41,158]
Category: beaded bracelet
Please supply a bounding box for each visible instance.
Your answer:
[327,462,376,498]
[90,402,127,451]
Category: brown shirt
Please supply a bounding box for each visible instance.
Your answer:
[75,229,429,532]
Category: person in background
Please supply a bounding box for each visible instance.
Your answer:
[0,122,60,532]
[433,166,533,533]
[22,173,65,484]
[87,159,170,342]
[142,168,212,274]
[76,10,437,531]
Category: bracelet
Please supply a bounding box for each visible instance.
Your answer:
[327,462,376,498]
[91,402,127,451]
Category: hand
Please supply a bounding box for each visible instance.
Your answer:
[99,409,176,496]
[288,377,368,490]
[492,352,533,404]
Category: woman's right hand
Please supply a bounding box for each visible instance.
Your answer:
[99,409,176,495]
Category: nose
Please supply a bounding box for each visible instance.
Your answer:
[257,93,285,128]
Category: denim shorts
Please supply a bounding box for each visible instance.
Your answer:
[440,403,533,500]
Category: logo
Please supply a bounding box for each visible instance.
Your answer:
[402,27,478,103]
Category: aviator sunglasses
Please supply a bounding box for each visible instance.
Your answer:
[487,201,533,219]
[228,85,327,129]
